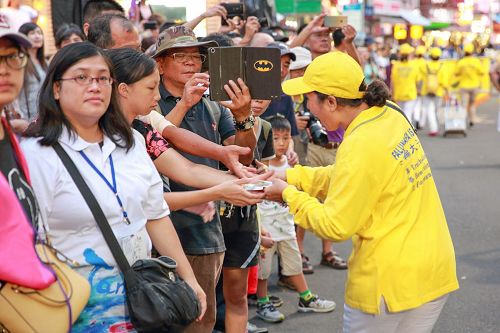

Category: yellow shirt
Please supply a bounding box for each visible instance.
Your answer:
[391,60,421,101]
[420,60,446,97]
[283,103,459,314]
[455,56,485,89]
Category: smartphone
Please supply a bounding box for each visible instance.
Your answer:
[143,21,157,30]
[243,180,273,191]
[324,16,348,28]
[221,3,246,26]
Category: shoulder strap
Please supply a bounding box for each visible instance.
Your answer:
[202,96,221,126]
[52,143,136,284]
[261,118,272,142]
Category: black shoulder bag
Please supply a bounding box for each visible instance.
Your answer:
[53,143,200,333]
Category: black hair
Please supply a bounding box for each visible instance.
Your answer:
[83,0,125,24]
[316,79,390,108]
[18,22,48,79]
[332,29,345,47]
[431,56,440,61]
[297,23,308,35]
[87,13,132,49]
[106,47,156,85]
[55,23,86,49]
[159,22,180,33]
[24,42,133,150]
[141,36,156,52]
[268,115,291,132]
[200,33,233,47]
[400,54,409,62]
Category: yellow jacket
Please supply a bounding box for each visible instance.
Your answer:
[391,60,421,101]
[283,103,458,314]
[420,60,447,97]
[455,56,485,89]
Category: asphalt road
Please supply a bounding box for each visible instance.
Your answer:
[249,96,500,333]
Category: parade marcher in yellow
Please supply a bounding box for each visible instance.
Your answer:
[420,47,446,136]
[455,43,485,127]
[391,43,421,127]
[265,51,459,333]
[413,45,427,129]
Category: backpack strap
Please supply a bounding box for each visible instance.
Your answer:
[201,96,222,144]
[260,118,272,143]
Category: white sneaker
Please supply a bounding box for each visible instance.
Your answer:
[298,295,336,313]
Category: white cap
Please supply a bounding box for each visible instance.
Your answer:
[0,14,31,48]
[289,47,312,71]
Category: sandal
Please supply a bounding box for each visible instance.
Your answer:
[301,253,314,275]
[320,251,347,270]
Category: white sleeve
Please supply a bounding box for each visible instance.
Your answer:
[136,110,175,135]
[131,132,170,220]
[20,139,57,232]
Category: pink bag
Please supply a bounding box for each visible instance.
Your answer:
[0,173,55,289]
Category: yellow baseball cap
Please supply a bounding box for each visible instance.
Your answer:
[416,45,426,55]
[464,43,474,54]
[430,47,442,58]
[282,51,365,99]
[399,43,414,55]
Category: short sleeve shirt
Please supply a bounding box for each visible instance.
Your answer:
[157,84,234,255]
[261,93,299,136]
[132,119,170,160]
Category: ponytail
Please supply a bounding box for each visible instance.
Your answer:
[362,80,390,107]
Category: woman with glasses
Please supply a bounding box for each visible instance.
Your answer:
[0,24,55,293]
[11,22,48,129]
[265,51,458,333]
[22,42,206,332]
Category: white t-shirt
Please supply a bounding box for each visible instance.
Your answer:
[258,159,296,241]
[21,128,169,266]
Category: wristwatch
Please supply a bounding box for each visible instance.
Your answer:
[234,115,255,131]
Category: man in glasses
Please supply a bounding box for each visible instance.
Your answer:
[153,26,257,333]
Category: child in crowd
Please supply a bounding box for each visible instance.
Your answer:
[255,116,336,323]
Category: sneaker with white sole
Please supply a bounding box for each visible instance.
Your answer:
[257,302,285,323]
[248,294,283,307]
[247,321,268,333]
[298,295,336,313]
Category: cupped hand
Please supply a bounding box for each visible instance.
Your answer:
[203,5,227,19]
[220,145,252,178]
[183,202,215,223]
[264,179,289,202]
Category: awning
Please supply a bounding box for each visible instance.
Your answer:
[374,8,431,27]
[399,10,431,26]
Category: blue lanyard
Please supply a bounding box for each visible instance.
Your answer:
[79,151,131,225]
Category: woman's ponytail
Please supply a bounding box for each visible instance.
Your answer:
[362,79,390,107]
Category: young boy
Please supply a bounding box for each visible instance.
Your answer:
[255,116,336,323]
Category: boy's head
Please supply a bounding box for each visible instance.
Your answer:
[269,116,292,158]
[251,99,271,117]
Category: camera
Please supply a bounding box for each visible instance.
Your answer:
[258,17,268,27]
[221,3,246,25]
[301,111,329,147]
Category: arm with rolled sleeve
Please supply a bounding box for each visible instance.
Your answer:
[283,147,380,241]
[285,164,335,202]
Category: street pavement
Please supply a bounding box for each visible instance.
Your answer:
[248,96,500,333]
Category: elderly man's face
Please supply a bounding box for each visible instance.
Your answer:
[110,18,141,50]
[157,46,203,87]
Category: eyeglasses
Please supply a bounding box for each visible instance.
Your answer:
[0,52,28,69]
[168,52,206,64]
[58,74,114,86]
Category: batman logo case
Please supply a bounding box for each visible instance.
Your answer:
[208,47,281,101]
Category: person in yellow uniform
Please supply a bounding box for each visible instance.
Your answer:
[413,45,427,129]
[265,51,459,333]
[391,43,421,127]
[455,43,485,127]
[420,47,447,136]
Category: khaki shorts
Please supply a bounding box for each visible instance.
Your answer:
[258,238,302,280]
[306,142,338,167]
